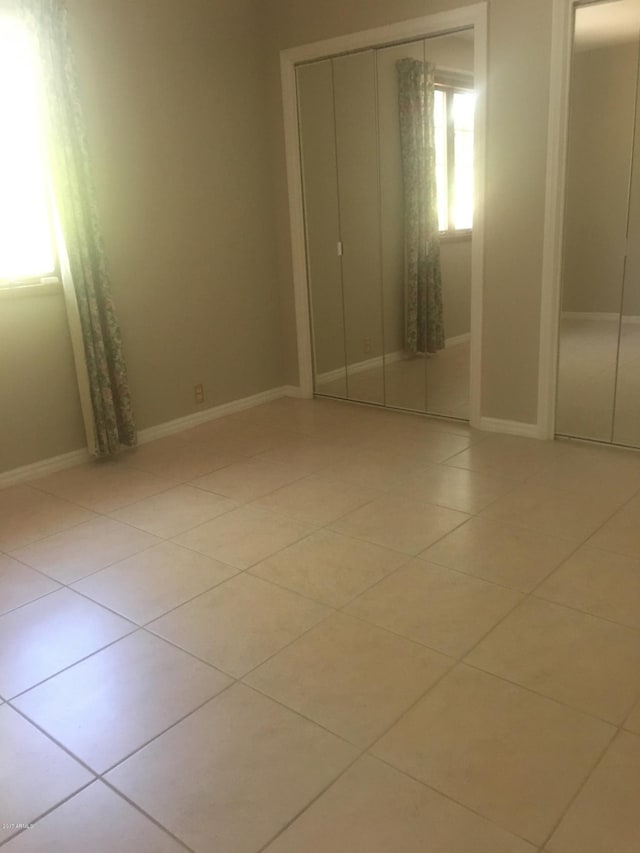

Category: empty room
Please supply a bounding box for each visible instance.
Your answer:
[0,0,638,851]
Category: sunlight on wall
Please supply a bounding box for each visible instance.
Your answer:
[0,16,56,282]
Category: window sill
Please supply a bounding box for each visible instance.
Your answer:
[0,277,62,299]
[439,229,472,244]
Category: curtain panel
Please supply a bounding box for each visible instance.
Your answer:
[18,0,136,457]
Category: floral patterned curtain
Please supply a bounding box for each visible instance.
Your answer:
[18,0,136,457]
[396,58,444,355]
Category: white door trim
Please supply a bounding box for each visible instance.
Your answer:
[538,0,577,439]
[280,4,488,429]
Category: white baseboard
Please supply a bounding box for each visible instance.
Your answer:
[478,416,545,439]
[282,384,306,398]
[561,311,619,321]
[0,447,93,490]
[137,385,294,444]
[561,311,640,324]
[445,332,471,348]
[0,384,302,490]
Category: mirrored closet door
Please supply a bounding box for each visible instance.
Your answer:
[556,0,640,447]
[296,30,475,420]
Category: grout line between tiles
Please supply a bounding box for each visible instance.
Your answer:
[460,658,627,729]
[2,624,140,703]
[0,778,97,850]
[367,748,544,849]
[96,679,239,778]
[538,724,621,851]
[84,779,198,853]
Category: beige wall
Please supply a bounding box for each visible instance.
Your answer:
[1,0,285,473]
[563,42,639,316]
[0,292,85,472]
[262,0,553,424]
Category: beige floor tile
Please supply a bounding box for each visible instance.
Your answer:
[0,485,95,551]
[0,588,134,698]
[254,473,380,525]
[372,665,613,845]
[190,456,307,503]
[106,683,356,853]
[245,613,452,746]
[466,597,640,723]
[0,704,93,843]
[391,464,517,513]
[547,731,640,853]
[319,450,417,490]
[330,493,469,555]
[424,517,578,591]
[109,485,236,537]
[10,517,159,584]
[251,529,407,607]
[31,461,174,513]
[71,541,237,624]
[264,755,536,853]
[479,482,623,541]
[588,494,640,558]
[122,434,242,481]
[528,443,640,502]
[149,573,329,677]
[625,700,640,734]
[0,554,59,615]
[536,545,640,629]
[14,631,231,773]
[254,435,350,475]
[444,434,566,481]
[173,506,314,569]
[181,421,297,458]
[2,781,184,852]
[346,560,522,657]
[363,432,473,465]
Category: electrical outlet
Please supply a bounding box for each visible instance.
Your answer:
[363,337,372,354]
[194,384,204,404]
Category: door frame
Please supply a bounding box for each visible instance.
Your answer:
[280,3,488,427]
[537,0,588,439]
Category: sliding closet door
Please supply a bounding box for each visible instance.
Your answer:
[299,37,474,421]
[556,35,638,441]
[297,61,347,399]
[333,51,385,405]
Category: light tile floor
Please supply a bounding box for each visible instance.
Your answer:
[0,396,639,852]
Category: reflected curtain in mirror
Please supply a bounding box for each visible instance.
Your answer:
[396,58,444,355]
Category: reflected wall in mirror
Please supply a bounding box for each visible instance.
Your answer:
[557,0,640,447]
[297,30,474,419]
[297,60,347,399]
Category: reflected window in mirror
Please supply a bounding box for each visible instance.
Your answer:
[434,81,475,233]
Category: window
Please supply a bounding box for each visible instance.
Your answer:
[0,16,57,286]
[433,84,475,233]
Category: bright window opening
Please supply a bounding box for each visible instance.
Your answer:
[433,87,475,233]
[0,17,56,284]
